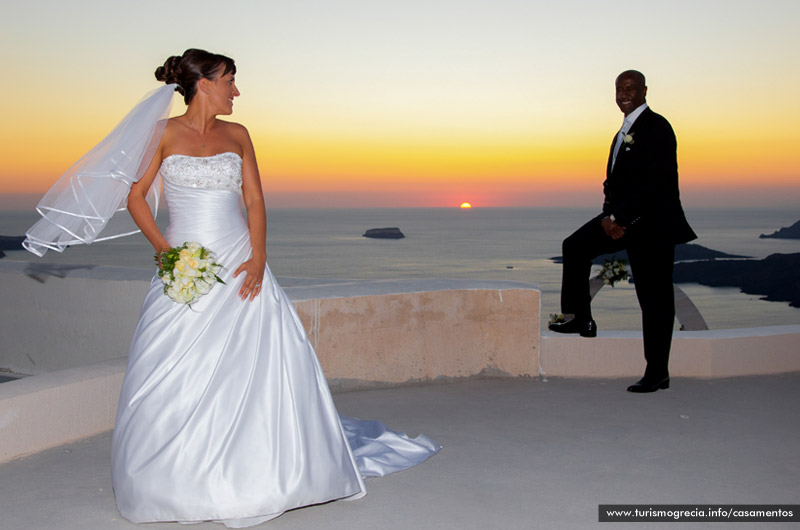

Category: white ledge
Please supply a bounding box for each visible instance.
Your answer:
[284,277,540,301]
[1,261,799,464]
[541,325,800,378]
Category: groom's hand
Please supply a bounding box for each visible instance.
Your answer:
[601,216,626,240]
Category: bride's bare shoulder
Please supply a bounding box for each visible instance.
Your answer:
[161,116,189,137]
[218,119,249,135]
[158,118,186,149]
[218,120,252,148]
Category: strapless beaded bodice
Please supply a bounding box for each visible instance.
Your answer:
[159,152,247,247]
[160,152,242,194]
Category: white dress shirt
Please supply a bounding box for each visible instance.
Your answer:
[611,103,648,170]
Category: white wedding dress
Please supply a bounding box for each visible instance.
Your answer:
[111,152,440,527]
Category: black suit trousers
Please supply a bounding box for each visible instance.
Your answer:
[560,214,676,378]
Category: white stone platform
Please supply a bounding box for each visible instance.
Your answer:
[1,376,799,530]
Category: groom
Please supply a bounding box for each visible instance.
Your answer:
[549,70,696,393]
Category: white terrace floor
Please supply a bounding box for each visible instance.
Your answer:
[1,374,798,530]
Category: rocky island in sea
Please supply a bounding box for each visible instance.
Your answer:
[363,227,405,239]
[759,219,800,239]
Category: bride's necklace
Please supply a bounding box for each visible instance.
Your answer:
[183,118,210,150]
[197,130,208,150]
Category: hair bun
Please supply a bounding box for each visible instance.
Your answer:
[154,49,236,104]
[155,55,185,95]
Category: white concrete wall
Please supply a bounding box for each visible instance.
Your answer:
[2,261,799,465]
[0,358,126,464]
[0,263,540,379]
[0,262,151,374]
[0,262,541,463]
[540,325,800,378]
[293,285,540,387]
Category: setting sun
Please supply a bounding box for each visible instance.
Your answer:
[460,202,472,209]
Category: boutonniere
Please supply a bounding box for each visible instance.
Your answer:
[623,132,635,145]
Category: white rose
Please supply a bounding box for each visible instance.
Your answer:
[182,290,196,304]
[195,279,212,295]
[166,286,181,301]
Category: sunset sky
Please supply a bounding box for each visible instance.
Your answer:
[1,0,798,209]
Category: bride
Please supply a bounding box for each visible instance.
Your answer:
[24,49,439,527]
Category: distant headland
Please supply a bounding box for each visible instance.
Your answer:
[673,253,800,308]
[0,236,26,259]
[759,219,800,239]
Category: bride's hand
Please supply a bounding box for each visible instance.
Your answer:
[154,246,171,270]
[233,256,266,301]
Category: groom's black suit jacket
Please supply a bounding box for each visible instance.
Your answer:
[602,107,696,245]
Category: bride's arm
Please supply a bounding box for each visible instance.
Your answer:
[128,147,170,263]
[233,125,266,301]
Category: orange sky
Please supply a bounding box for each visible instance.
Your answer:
[1,1,799,209]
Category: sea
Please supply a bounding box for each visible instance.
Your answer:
[2,206,799,331]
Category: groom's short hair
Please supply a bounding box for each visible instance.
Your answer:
[617,70,646,87]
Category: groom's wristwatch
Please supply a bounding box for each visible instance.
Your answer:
[609,214,617,223]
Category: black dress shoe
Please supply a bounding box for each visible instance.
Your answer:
[548,318,597,338]
[626,376,670,393]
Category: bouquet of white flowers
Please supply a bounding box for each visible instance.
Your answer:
[156,242,225,305]
[597,258,629,288]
